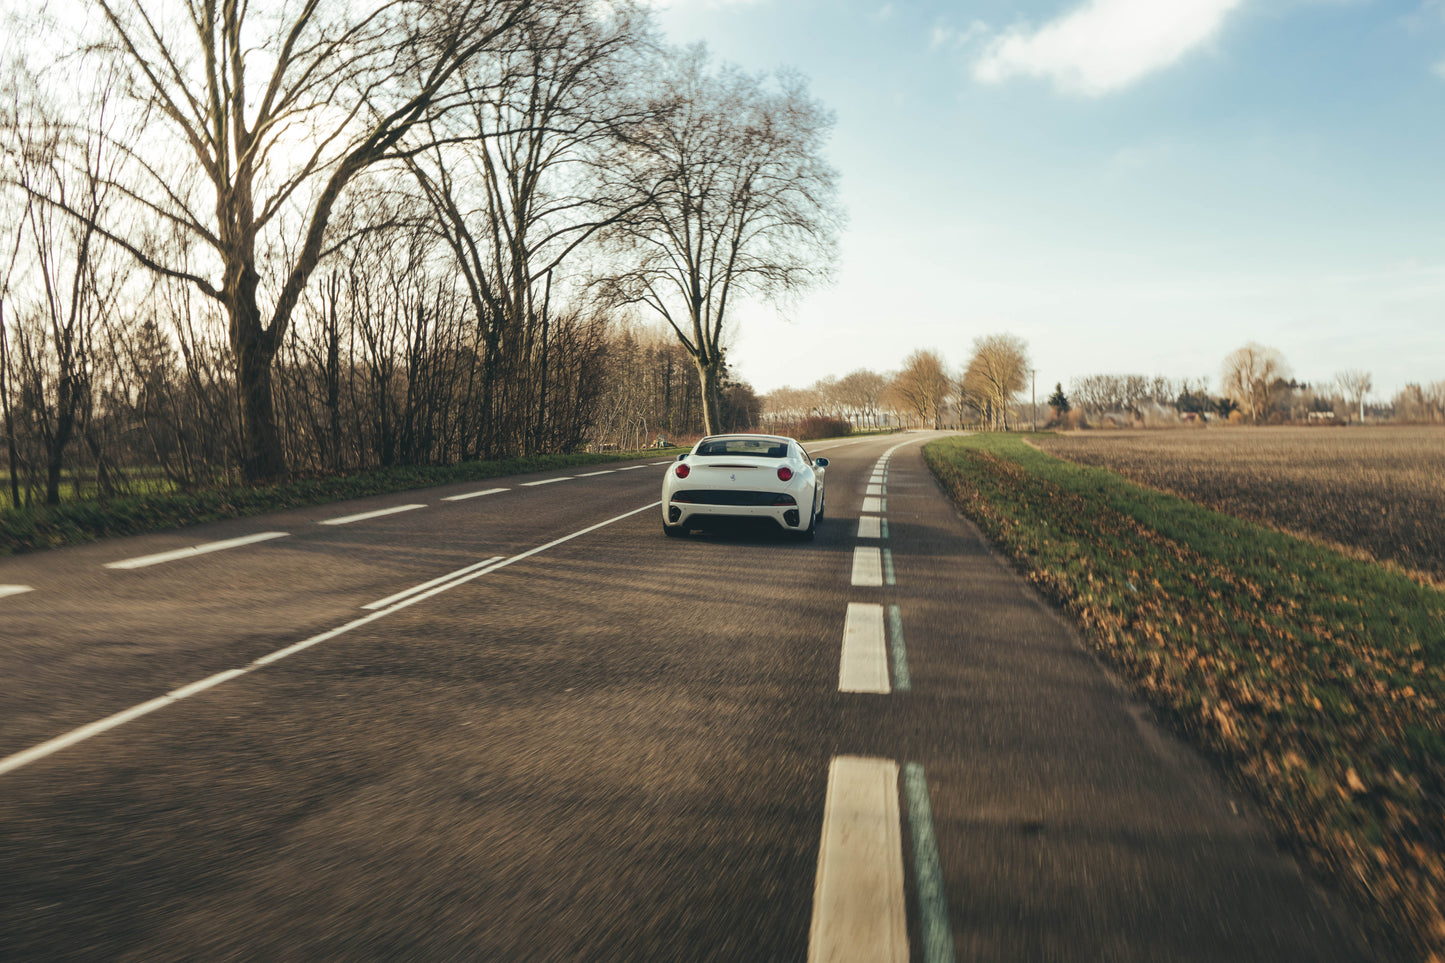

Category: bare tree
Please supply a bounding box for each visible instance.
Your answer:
[834,368,886,429]
[2,71,128,503]
[23,0,537,482]
[887,349,949,429]
[408,0,651,457]
[1335,369,1372,424]
[602,45,841,434]
[1221,343,1289,425]
[960,333,1028,431]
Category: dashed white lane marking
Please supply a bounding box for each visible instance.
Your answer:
[841,603,889,693]
[617,464,651,471]
[0,501,661,778]
[576,470,615,477]
[363,556,505,610]
[104,532,291,570]
[861,496,882,514]
[1,584,34,599]
[857,516,881,539]
[319,504,426,526]
[866,484,883,496]
[442,487,508,501]
[521,477,572,487]
[808,756,908,963]
[852,546,883,587]
[651,460,675,465]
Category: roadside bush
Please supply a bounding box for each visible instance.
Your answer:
[794,416,851,441]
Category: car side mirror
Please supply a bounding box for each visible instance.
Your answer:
[814,457,829,468]
[676,453,687,461]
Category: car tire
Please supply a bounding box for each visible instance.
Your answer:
[663,521,684,538]
[794,506,816,541]
[816,490,826,522]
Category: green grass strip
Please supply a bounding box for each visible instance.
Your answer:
[0,449,685,558]
[923,433,1444,962]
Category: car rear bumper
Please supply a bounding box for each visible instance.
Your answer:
[663,500,807,530]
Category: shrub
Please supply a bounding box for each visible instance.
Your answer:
[794,416,851,440]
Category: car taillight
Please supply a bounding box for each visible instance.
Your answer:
[675,463,690,479]
[777,466,793,482]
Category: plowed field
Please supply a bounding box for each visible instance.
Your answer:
[1033,426,1445,583]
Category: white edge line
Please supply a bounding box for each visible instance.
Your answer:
[104,532,290,570]
[319,503,427,526]
[0,501,662,779]
[441,487,508,501]
[363,556,504,610]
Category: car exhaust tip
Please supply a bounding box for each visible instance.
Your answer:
[783,509,800,527]
[668,506,682,523]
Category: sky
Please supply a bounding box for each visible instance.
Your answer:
[643,0,1445,404]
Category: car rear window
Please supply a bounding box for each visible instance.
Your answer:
[695,438,789,458]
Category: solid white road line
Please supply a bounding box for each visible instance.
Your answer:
[860,496,882,514]
[441,487,508,501]
[1,584,34,599]
[857,516,881,540]
[808,756,908,963]
[840,603,889,693]
[104,532,291,571]
[363,556,505,610]
[852,546,883,587]
[319,504,426,526]
[521,477,572,487]
[0,500,662,779]
[576,470,615,477]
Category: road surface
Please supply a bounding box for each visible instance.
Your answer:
[0,433,1383,961]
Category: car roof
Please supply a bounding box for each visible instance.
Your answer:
[697,433,796,445]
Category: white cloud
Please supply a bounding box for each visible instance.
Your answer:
[973,0,1246,96]
[1433,57,1445,79]
[930,20,989,52]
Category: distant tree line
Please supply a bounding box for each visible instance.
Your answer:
[1053,344,1440,428]
[0,0,836,506]
[761,336,1441,437]
[762,334,1033,432]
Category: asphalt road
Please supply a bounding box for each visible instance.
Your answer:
[0,433,1386,961]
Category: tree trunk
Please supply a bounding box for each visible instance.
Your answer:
[233,320,286,484]
[695,356,723,436]
[43,373,78,505]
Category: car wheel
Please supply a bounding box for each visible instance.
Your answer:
[816,490,826,522]
[663,521,684,538]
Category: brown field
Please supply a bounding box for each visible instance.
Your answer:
[1032,425,1445,583]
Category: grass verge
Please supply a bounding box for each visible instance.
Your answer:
[0,449,684,558]
[924,433,1445,963]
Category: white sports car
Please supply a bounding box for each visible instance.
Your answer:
[661,433,829,539]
